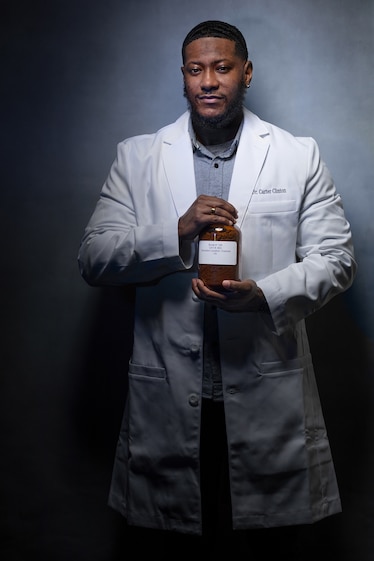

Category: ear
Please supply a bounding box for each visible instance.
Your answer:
[244,60,253,86]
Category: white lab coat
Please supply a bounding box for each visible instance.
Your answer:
[78,109,356,534]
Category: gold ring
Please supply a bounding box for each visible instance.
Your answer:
[210,207,216,215]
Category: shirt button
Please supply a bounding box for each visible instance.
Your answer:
[188,394,199,407]
[214,162,219,168]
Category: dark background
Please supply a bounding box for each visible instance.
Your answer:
[1,0,373,559]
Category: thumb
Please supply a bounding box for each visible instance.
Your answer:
[221,279,246,292]
[222,279,256,293]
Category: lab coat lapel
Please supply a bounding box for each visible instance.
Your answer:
[229,110,270,229]
[161,115,197,218]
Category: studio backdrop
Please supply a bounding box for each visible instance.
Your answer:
[1,1,373,560]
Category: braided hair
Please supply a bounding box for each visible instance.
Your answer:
[182,20,249,62]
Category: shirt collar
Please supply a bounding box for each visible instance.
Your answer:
[188,117,243,159]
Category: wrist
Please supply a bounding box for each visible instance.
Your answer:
[257,287,270,313]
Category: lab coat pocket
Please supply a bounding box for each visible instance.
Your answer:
[259,355,305,377]
[241,201,299,277]
[128,361,169,441]
[127,360,194,475]
[248,356,308,473]
[128,361,166,380]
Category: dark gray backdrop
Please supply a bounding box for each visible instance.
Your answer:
[1,0,373,559]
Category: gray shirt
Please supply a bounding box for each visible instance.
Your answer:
[189,120,243,400]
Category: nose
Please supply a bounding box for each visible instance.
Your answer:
[200,69,219,92]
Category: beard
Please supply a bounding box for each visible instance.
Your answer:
[183,80,247,130]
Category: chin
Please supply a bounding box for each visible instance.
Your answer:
[193,108,238,129]
[198,109,226,121]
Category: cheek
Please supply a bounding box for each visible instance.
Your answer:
[184,82,197,101]
[184,80,195,92]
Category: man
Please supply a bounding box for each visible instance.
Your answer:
[78,20,356,554]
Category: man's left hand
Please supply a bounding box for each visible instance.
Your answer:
[191,278,269,313]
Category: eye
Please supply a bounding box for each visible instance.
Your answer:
[217,65,230,73]
[188,67,201,75]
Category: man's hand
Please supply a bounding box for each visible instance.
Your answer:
[178,195,238,240]
[191,277,270,313]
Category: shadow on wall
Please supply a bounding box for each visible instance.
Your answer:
[72,286,135,463]
[306,289,374,561]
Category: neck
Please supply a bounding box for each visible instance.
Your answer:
[192,112,243,146]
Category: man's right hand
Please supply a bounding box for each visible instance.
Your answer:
[178,195,238,240]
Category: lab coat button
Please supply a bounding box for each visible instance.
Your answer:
[227,386,238,394]
[190,344,200,357]
[188,394,199,407]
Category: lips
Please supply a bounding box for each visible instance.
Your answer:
[198,95,223,104]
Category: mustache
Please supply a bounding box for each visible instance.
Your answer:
[183,81,247,129]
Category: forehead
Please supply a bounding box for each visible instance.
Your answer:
[184,37,238,63]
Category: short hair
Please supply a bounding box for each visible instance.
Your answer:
[182,20,248,63]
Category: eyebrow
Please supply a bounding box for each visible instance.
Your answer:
[186,58,232,65]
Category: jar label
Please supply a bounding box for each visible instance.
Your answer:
[198,240,237,265]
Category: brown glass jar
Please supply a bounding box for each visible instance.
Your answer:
[198,224,241,292]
